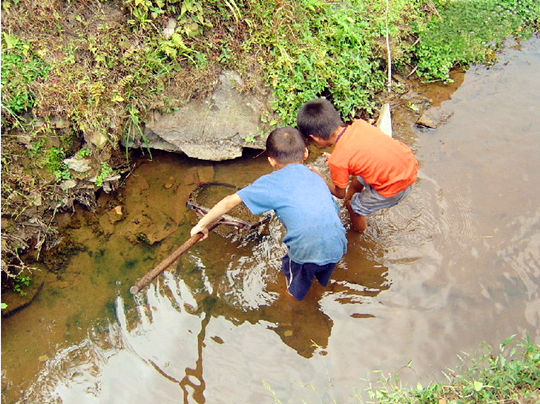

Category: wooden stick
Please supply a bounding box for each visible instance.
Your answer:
[129,222,220,295]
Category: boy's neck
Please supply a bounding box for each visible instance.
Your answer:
[271,160,303,170]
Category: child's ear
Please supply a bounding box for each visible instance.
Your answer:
[309,134,322,145]
[303,148,309,161]
[267,156,277,167]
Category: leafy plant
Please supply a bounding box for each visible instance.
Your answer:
[46,147,71,182]
[244,134,256,143]
[95,162,115,187]
[369,334,539,403]
[123,105,152,161]
[14,273,31,296]
[1,32,50,126]
[414,0,540,81]
[75,147,91,158]
[244,0,424,124]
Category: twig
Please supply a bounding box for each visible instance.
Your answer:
[385,0,392,92]
[407,65,418,78]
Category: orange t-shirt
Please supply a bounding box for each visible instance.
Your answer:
[328,119,418,198]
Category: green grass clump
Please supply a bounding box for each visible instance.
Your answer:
[1,32,50,126]
[244,0,430,124]
[369,334,539,403]
[414,0,540,81]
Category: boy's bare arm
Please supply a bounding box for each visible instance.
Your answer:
[309,167,347,199]
[190,193,242,239]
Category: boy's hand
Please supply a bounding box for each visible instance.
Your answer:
[190,223,209,240]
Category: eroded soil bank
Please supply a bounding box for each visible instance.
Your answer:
[2,37,539,403]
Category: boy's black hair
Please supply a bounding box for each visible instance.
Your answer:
[296,98,344,140]
[266,127,306,164]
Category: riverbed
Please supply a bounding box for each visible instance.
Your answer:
[2,36,539,403]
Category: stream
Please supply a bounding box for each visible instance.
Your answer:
[2,36,539,403]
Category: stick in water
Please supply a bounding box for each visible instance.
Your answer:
[129,222,220,295]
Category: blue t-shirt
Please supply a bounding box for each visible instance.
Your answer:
[237,164,347,265]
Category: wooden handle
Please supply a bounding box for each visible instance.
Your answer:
[129,219,224,295]
[129,232,204,295]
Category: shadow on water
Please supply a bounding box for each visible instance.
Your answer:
[2,36,539,403]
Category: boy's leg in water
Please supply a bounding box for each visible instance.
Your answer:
[345,177,367,233]
[345,177,364,202]
[345,200,367,233]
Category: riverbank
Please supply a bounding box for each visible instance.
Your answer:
[1,0,538,296]
[369,334,538,403]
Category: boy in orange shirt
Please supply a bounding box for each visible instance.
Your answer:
[297,98,418,233]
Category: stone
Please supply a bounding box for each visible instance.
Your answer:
[59,179,77,191]
[50,116,69,129]
[163,17,176,39]
[134,70,267,161]
[416,106,454,128]
[107,205,123,224]
[88,132,108,148]
[63,158,91,173]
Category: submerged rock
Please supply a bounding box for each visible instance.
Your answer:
[416,105,454,128]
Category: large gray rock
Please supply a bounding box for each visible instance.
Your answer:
[138,70,267,160]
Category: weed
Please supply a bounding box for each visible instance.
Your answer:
[95,162,115,187]
[244,134,256,143]
[368,334,539,403]
[13,273,31,296]
[75,147,91,158]
[123,105,152,161]
[244,0,414,124]
[414,0,540,81]
[46,147,71,182]
[1,32,50,126]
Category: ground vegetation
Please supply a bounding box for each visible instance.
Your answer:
[368,334,539,403]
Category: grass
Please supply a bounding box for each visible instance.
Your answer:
[1,31,50,127]
[413,0,540,81]
[368,334,539,403]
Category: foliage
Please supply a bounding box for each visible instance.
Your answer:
[243,0,428,124]
[46,147,71,182]
[414,0,540,81]
[369,334,539,403]
[1,32,50,126]
[3,0,538,144]
[95,162,115,187]
[13,273,32,296]
[75,147,91,158]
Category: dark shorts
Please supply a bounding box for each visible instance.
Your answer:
[281,255,337,301]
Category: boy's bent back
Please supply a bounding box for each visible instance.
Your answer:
[238,163,346,266]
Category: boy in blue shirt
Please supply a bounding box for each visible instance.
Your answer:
[190,127,347,300]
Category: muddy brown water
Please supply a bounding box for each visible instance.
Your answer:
[2,37,539,403]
